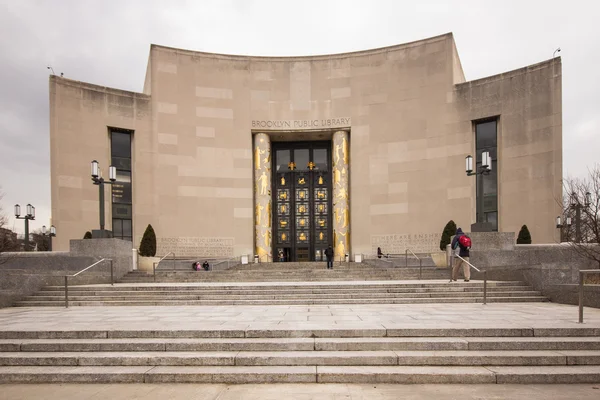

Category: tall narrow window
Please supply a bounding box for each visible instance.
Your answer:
[475,120,498,231]
[110,129,133,241]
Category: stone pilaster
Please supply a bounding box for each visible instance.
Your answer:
[332,130,350,260]
[253,133,272,261]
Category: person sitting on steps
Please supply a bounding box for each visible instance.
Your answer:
[450,227,471,282]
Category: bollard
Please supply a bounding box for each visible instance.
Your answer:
[579,270,584,323]
[110,259,114,286]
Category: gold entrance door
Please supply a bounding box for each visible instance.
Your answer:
[272,144,331,262]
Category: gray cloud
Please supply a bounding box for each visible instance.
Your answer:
[0,0,598,233]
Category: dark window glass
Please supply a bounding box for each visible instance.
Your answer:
[111,157,131,171]
[122,219,132,237]
[276,150,290,172]
[476,121,497,150]
[485,212,498,231]
[113,204,132,219]
[475,119,498,231]
[112,182,132,204]
[313,149,327,171]
[110,129,133,239]
[112,219,123,236]
[111,131,131,158]
[294,149,309,171]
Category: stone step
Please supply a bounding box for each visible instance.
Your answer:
[2,336,600,352]
[14,296,548,307]
[23,291,541,301]
[1,365,600,384]
[41,281,529,291]
[35,286,532,295]
[1,349,598,367]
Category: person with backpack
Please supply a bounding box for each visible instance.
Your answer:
[450,227,471,282]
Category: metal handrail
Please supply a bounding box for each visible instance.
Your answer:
[405,249,423,279]
[579,269,600,323]
[212,256,241,271]
[153,252,175,282]
[453,254,487,305]
[64,258,113,308]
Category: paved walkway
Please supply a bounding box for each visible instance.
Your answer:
[2,383,600,399]
[0,302,599,332]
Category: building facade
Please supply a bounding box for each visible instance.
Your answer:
[49,33,562,259]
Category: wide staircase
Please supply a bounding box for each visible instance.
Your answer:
[15,280,546,307]
[0,326,599,383]
[120,260,450,283]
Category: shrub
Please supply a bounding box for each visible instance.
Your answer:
[439,220,457,251]
[83,231,92,239]
[139,224,157,257]
[517,225,532,244]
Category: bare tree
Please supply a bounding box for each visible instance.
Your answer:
[561,165,600,272]
[0,187,19,262]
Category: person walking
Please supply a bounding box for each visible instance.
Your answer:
[450,227,471,282]
[324,245,334,270]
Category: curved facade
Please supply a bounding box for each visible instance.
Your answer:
[49,33,562,257]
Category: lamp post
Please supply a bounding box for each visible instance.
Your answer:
[90,160,116,237]
[557,192,591,243]
[41,225,57,251]
[14,204,35,251]
[465,152,492,230]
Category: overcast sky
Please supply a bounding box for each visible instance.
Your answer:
[0,0,598,234]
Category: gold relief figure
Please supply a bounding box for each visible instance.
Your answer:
[280,204,287,214]
[308,161,315,170]
[319,219,325,227]
[299,232,307,242]
[279,191,287,200]
[319,232,324,240]
[298,177,306,185]
[299,191,305,199]
[280,176,285,186]
[257,246,267,257]
[336,240,345,258]
[335,208,341,223]
[342,136,348,164]
[342,208,349,229]
[262,230,271,248]
[342,167,346,176]
[317,191,325,199]
[333,168,341,186]
[254,146,265,170]
[336,187,348,201]
[267,201,272,227]
[299,219,305,227]
[255,204,263,226]
[299,205,306,213]
[263,152,271,167]
[334,143,341,165]
[257,171,269,195]
[318,204,324,213]
[281,232,287,241]
[280,220,287,228]
[318,176,324,185]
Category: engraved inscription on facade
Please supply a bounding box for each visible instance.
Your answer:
[371,233,439,254]
[156,237,235,257]
[251,118,351,130]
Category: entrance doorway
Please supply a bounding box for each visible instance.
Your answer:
[272,142,332,262]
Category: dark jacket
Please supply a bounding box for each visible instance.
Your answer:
[451,228,470,257]
[324,247,334,260]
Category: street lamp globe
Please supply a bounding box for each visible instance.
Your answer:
[91,160,99,178]
[42,225,47,235]
[465,155,473,174]
[26,204,34,218]
[481,151,490,170]
[14,204,20,217]
[50,225,56,236]
[566,217,572,226]
[556,216,561,228]
[109,165,117,182]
